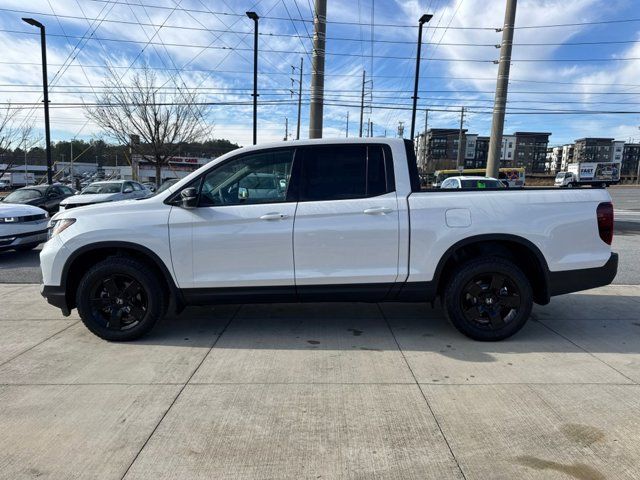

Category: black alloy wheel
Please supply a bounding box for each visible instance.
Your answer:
[76,256,165,341]
[444,257,533,341]
[89,274,148,331]
[460,273,522,330]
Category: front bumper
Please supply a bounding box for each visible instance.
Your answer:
[548,252,618,297]
[0,229,48,251]
[40,284,71,316]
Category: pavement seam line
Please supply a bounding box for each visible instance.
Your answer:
[119,304,242,480]
[0,320,79,368]
[532,312,638,385]
[376,304,468,480]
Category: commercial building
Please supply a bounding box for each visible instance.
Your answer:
[573,138,615,163]
[622,143,640,176]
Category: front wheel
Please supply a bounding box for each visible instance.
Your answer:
[76,256,166,341]
[443,257,533,341]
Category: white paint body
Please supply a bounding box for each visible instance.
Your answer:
[41,138,613,292]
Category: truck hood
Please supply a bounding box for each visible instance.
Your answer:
[0,203,48,218]
[61,193,125,206]
[52,197,154,221]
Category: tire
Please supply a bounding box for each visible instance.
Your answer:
[443,257,533,341]
[76,256,166,341]
[14,243,39,252]
[566,183,573,188]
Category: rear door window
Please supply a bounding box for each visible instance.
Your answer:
[299,144,392,201]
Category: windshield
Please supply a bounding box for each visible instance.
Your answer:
[155,179,178,195]
[460,179,503,189]
[2,188,43,202]
[555,172,567,179]
[81,183,121,194]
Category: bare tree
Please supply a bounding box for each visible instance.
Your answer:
[0,104,32,180]
[85,66,213,186]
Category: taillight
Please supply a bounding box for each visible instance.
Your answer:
[596,202,614,245]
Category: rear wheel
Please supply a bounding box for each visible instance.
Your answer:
[443,257,533,341]
[76,256,165,341]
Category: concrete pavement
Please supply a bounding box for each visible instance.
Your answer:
[1,284,640,479]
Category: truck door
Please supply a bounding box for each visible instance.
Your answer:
[293,144,399,297]
[168,148,298,296]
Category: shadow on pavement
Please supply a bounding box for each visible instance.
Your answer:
[131,294,640,360]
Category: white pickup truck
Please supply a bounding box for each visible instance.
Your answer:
[40,138,617,342]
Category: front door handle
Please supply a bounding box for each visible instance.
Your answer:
[260,212,288,221]
[363,206,392,215]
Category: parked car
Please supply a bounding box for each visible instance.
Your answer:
[41,138,617,342]
[1,184,76,214]
[154,178,179,195]
[440,176,505,189]
[142,182,157,193]
[59,180,150,211]
[0,203,49,252]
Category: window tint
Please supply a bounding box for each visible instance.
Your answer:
[61,186,75,195]
[299,144,391,201]
[132,182,143,191]
[199,149,295,207]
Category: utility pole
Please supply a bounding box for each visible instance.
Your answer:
[359,70,366,137]
[397,121,404,138]
[486,0,517,178]
[284,117,288,141]
[370,121,374,137]
[367,118,371,137]
[308,0,327,138]
[422,108,429,169]
[410,14,433,141]
[456,106,465,168]
[293,57,303,140]
[346,111,349,137]
[246,11,259,145]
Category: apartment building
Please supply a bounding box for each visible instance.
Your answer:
[573,138,615,163]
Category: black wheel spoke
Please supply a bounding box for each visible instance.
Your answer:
[108,307,122,330]
[488,309,505,329]
[90,297,111,308]
[122,281,142,300]
[490,274,506,291]
[500,294,521,308]
[103,278,119,297]
[129,305,146,320]
[466,282,484,297]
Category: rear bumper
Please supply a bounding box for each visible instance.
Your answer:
[40,284,71,316]
[548,253,618,297]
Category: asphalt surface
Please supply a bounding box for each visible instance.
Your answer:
[1,187,639,284]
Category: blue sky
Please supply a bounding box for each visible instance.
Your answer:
[1,0,640,147]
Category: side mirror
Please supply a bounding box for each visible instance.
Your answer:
[180,187,198,208]
[123,187,133,194]
[238,187,249,201]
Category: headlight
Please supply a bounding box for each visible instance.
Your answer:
[48,218,76,238]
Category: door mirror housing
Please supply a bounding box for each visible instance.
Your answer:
[238,187,249,201]
[123,187,133,194]
[180,187,198,208]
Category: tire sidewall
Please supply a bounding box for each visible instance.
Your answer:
[444,257,533,341]
[76,257,164,341]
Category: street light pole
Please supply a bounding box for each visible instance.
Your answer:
[246,11,259,145]
[22,17,53,185]
[410,13,433,141]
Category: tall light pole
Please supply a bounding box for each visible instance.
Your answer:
[246,11,259,145]
[410,13,433,141]
[22,17,53,185]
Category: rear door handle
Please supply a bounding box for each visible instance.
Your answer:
[363,207,392,215]
[260,212,288,221]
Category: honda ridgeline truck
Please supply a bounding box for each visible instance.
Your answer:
[40,138,618,341]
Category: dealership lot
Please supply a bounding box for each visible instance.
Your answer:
[0,283,639,479]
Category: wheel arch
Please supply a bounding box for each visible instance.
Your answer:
[433,234,551,305]
[61,241,181,311]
